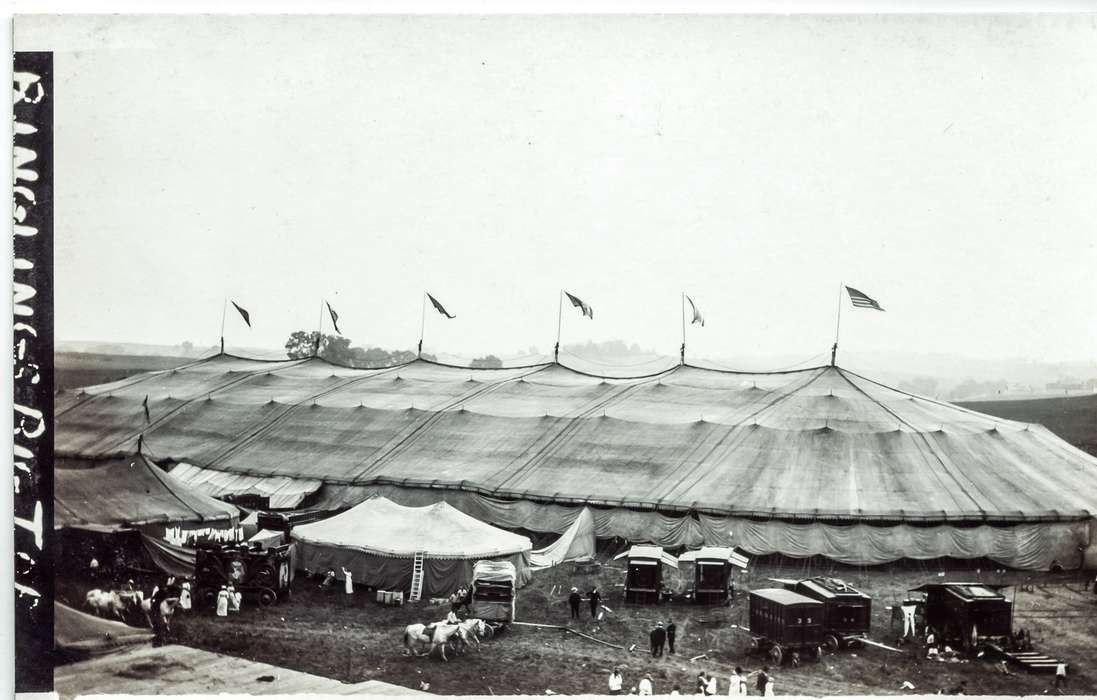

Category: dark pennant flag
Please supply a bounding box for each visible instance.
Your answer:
[231,301,251,327]
[142,395,150,423]
[685,295,705,326]
[427,293,455,319]
[564,291,593,319]
[326,302,342,333]
[845,286,885,311]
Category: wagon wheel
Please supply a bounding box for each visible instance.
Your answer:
[769,645,784,665]
[750,637,761,652]
[254,565,276,586]
[257,588,277,607]
[790,650,801,667]
[823,634,841,653]
[809,645,822,661]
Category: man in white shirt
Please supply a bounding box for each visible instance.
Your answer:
[705,673,718,695]
[608,668,623,695]
[1055,662,1068,689]
[638,676,653,696]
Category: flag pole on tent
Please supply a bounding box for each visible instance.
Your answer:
[219,297,227,354]
[418,292,427,359]
[680,291,687,365]
[554,289,563,363]
[831,282,843,366]
[315,299,326,358]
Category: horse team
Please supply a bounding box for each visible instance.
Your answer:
[403,618,492,661]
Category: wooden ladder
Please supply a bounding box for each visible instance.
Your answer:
[409,551,426,601]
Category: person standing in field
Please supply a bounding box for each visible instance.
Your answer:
[705,673,718,696]
[568,587,581,620]
[667,619,677,654]
[650,621,666,657]
[608,667,623,695]
[589,587,602,619]
[728,667,747,697]
[215,585,230,617]
[755,668,770,696]
[1055,662,1068,690]
[638,675,653,696]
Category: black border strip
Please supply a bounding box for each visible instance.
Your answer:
[14,50,55,693]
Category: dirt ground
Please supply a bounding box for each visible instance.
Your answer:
[55,556,1094,697]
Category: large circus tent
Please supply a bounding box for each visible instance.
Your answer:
[54,353,1097,571]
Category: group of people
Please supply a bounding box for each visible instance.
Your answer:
[607,666,773,696]
[567,586,603,620]
[214,584,243,617]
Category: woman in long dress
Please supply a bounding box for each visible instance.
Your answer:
[215,586,230,617]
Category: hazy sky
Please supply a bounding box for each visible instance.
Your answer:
[18,14,1097,363]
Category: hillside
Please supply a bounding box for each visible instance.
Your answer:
[55,352,193,392]
[959,394,1097,457]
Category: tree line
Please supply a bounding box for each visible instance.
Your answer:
[284,331,501,368]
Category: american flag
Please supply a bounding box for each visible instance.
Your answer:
[845,286,885,311]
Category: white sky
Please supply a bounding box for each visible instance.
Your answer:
[17,13,1097,363]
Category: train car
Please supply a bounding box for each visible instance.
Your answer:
[748,588,825,665]
[194,541,293,608]
[910,582,1012,649]
[470,559,517,627]
[774,577,872,650]
[614,545,678,604]
[679,547,750,605]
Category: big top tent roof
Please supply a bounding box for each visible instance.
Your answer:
[54,353,1097,525]
[291,496,531,559]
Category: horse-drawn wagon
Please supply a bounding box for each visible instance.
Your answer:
[470,560,516,629]
[773,576,871,651]
[615,545,679,604]
[679,547,750,605]
[748,588,825,665]
[194,541,292,608]
[910,582,1012,650]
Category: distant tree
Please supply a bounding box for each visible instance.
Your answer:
[421,352,438,362]
[181,340,194,355]
[285,332,355,364]
[470,355,503,369]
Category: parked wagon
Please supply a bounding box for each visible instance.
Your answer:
[748,588,825,665]
[470,560,517,630]
[614,546,679,604]
[678,547,750,605]
[194,541,293,608]
[773,577,871,651]
[909,582,1012,650]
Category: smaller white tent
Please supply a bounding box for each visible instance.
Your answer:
[292,497,532,596]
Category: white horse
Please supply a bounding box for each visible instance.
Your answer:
[85,589,126,620]
[402,622,466,661]
[455,618,489,651]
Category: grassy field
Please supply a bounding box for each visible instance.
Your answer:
[960,395,1097,457]
[57,557,1097,697]
[56,352,194,392]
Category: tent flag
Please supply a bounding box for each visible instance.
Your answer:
[845,286,885,311]
[427,293,455,319]
[686,295,705,326]
[142,395,150,423]
[231,301,252,327]
[326,301,342,334]
[564,291,593,319]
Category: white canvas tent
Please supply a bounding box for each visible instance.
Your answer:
[291,497,532,597]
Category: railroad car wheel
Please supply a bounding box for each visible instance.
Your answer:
[769,645,783,665]
[824,634,840,652]
[257,588,277,607]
